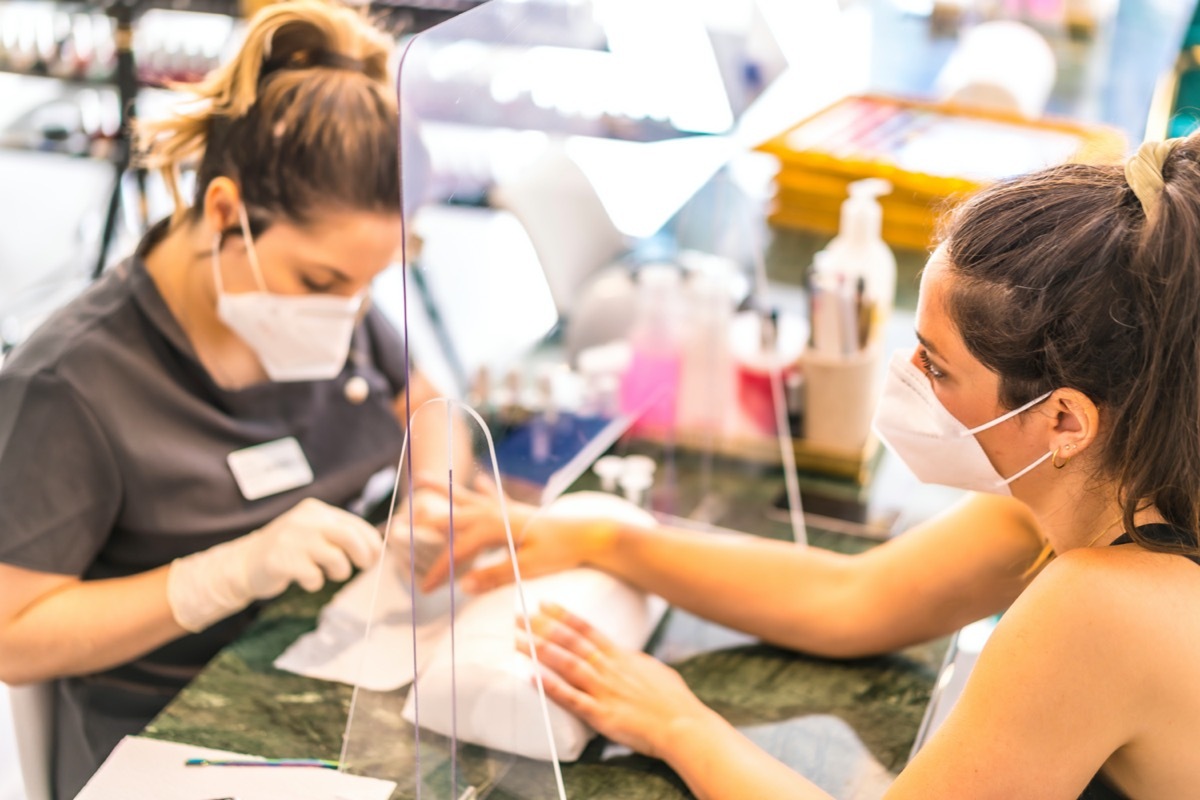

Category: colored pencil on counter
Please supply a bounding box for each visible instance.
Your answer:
[184,757,339,769]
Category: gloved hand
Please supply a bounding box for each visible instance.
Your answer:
[167,497,383,632]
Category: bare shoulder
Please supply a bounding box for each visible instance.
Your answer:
[1022,542,1188,610]
[886,536,1199,798]
[1014,543,1200,795]
[1008,542,1200,686]
[1045,542,1200,617]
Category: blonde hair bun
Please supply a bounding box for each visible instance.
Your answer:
[137,0,397,221]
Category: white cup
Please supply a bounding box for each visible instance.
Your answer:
[935,21,1057,119]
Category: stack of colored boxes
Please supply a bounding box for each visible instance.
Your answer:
[757,94,1126,253]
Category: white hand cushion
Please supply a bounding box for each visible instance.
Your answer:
[401,491,667,762]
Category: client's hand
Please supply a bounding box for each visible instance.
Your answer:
[517,602,716,761]
[416,479,606,595]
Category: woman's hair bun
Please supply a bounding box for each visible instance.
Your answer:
[135,0,398,221]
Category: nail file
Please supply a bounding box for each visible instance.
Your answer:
[383,520,445,584]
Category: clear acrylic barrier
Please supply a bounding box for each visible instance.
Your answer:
[342,0,805,795]
[340,400,568,799]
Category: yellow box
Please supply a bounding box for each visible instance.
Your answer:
[757,94,1126,250]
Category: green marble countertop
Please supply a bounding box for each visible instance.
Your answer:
[144,456,948,799]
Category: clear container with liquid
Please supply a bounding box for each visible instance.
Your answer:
[619,264,685,434]
[677,271,735,436]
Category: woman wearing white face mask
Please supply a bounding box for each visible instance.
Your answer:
[0,3,463,797]
[416,137,1200,798]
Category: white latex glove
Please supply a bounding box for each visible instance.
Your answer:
[167,497,383,633]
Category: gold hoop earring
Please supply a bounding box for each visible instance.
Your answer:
[1052,444,1074,470]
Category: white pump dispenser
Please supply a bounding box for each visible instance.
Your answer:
[820,178,897,333]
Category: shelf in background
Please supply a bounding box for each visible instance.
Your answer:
[0,139,119,162]
[0,65,204,92]
[7,0,483,22]
[0,66,118,89]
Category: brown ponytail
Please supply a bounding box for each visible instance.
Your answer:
[135,0,399,226]
[938,134,1200,556]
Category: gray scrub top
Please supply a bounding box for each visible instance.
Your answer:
[0,221,408,798]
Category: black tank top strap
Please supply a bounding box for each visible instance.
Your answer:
[1107,524,1200,565]
[1078,770,1131,800]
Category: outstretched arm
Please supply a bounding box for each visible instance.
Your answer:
[424,491,1045,657]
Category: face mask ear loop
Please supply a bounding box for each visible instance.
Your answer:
[353,291,371,322]
[962,391,1054,437]
[1000,450,1053,486]
[236,204,269,293]
[211,233,226,295]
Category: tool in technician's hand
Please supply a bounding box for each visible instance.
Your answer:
[386,509,448,585]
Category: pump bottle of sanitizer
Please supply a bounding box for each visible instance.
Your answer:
[818,178,897,336]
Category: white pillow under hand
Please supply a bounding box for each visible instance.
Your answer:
[401,491,668,762]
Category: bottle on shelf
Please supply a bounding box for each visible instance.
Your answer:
[619,264,686,435]
[816,178,896,345]
[677,270,735,437]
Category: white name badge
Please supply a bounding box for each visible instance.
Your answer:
[227,436,315,501]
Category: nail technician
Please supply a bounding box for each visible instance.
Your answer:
[425,137,1200,799]
[0,3,459,797]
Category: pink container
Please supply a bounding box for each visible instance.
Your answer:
[620,347,682,435]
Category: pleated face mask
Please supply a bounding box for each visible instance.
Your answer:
[213,205,364,383]
[872,350,1053,495]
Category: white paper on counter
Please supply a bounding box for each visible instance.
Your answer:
[74,737,396,800]
[282,492,668,763]
[274,553,458,692]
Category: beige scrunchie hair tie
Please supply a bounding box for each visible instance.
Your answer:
[1125,138,1181,219]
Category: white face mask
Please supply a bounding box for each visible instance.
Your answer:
[212,205,363,383]
[871,350,1053,495]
